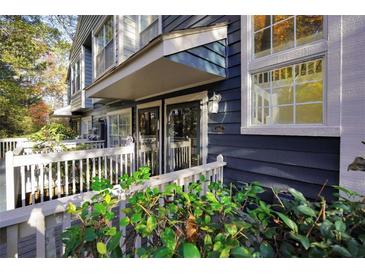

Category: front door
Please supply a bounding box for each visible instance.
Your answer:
[137,105,161,176]
[166,101,202,172]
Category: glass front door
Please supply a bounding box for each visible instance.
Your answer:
[137,106,160,176]
[166,101,201,172]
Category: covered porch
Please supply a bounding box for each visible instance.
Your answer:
[83,24,228,178]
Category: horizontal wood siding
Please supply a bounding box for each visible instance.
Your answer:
[70,16,102,64]
[84,48,93,87]
[162,15,340,200]
[70,92,82,112]
[166,40,226,77]
[84,48,93,108]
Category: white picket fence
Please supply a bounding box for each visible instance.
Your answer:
[0,155,225,258]
[0,138,27,159]
[5,144,135,210]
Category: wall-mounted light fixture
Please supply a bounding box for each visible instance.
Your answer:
[208,92,222,114]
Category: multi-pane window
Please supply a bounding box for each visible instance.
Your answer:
[253,15,323,58]
[108,110,132,147]
[95,17,114,77]
[81,117,92,138]
[71,59,82,94]
[139,15,159,48]
[251,58,323,125]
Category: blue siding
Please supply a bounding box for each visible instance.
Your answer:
[166,40,226,77]
[84,48,93,109]
[162,15,340,200]
[84,48,93,87]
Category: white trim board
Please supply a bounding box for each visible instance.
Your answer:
[163,91,209,173]
[136,100,163,175]
[240,126,340,137]
[240,15,342,137]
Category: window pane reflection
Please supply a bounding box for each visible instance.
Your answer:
[273,18,294,53]
[251,58,324,125]
[253,15,323,57]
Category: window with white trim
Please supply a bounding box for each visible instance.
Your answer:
[253,15,323,58]
[81,117,92,139]
[241,15,341,136]
[107,109,132,147]
[71,58,82,94]
[251,58,323,125]
[119,15,160,61]
[95,17,114,78]
[139,15,159,48]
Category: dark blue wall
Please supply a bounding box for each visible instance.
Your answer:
[161,15,340,200]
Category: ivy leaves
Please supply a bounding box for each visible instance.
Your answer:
[62,167,365,258]
[182,243,201,258]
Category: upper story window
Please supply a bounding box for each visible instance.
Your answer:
[95,17,115,78]
[139,15,159,47]
[71,58,82,94]
[253,16,323,58]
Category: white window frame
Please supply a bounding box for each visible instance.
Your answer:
[117,15,162,64]
[81,116,92,138]
[136,100,163,175]
[70,50,84,95]
[138,15,160,47]
[241,15,341,137]
[164,91,208,173]
[106,108,133,147]
[92,16,117,80]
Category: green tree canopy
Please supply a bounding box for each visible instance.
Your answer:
[0,15,76,137]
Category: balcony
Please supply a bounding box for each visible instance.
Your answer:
[87,23,227,100]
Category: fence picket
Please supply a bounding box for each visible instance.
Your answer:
[65,161,69,196]
[72,160,76,194]
[39,165,44,203]
[1,155,225,258]
[86,158,90,191]
[80,159,83,193]
[49,163,53,200]
[21,166,25,207]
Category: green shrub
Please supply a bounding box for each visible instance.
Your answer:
[62,167,365,258]
[29,122,77,152]
[30,122,76,142]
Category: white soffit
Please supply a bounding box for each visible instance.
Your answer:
[51,105,74,117]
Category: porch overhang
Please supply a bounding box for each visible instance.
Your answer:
[50,105,80,118]
[86,23,227,100]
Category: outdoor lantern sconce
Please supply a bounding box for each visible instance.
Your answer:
[208,92,222,113]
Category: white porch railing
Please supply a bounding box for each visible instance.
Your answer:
[0,155,225,258]
[5,144,135,210]
[0,138,27,159]
[21,139,106,155]
[168,138,192,171]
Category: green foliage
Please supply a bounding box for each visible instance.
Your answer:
[29,122,76,152]
[0,16,75,138]
[120,166,150,190]
[62,167,365,258]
